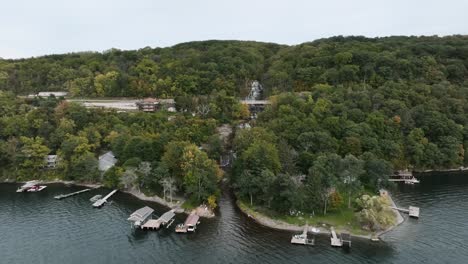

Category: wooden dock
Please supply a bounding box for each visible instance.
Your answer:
[291,225,314,245]
[92,189,118,208]
[141,210,176,230]
[330,228,351,247]
[54,189,91,200]
[141,219,161,230]
[330,228,343,247]
[392,206,420,218]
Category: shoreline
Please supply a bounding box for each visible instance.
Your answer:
[414,167,468,174]
[2,179,215,218]
[373,190,405,239]
[236,191,404,240]
[236,200,373,240]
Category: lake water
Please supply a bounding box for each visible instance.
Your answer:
[1,172,468,264]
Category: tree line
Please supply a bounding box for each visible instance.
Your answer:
[0,91,226,207]
[2,35,468,222]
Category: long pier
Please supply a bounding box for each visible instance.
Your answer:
[93,189,118,208]
[54,189,91,200]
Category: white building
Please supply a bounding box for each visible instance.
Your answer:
[44,155,59,169]
[99,151,117,172]
[37,91,68,98]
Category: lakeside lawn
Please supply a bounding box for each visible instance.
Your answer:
[238,200,371,236]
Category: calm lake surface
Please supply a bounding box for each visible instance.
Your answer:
[1,173,468,264]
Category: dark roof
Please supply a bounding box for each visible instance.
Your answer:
[341,233,351,241]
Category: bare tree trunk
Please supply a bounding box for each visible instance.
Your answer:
[198,176,201,203]
[169,185,173,203]
[323,198,328,215]
[348,191,352,209]
[250,193,253,206]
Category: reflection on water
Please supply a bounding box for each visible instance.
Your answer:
[1,172,467,264]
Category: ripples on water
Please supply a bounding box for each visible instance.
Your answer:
[1,173,468,264]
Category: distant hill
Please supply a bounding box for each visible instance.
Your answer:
[0,36,467,98]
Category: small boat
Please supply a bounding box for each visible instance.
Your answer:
[27,185,47,192]
[404,177,420,184]
[16,181,46,192]
[176,213,200,233]
[311,227,320,234]
[291,233,314,245]
[291,225,315,245]
[89,195,102,202]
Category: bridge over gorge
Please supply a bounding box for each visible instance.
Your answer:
[239,99,271,114]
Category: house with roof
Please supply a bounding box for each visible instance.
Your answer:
[136,98,159,112]
[136,98,176,112]
[36,91,68,98]
[99,151,117,172]
[44,155,59,169]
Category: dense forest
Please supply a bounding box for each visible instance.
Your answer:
[1,35,468,221]
[0,92,230,207]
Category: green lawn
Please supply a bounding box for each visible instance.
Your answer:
[238,200,371,236]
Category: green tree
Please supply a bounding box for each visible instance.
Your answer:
[355,194,397,232]
[18,136,50,171]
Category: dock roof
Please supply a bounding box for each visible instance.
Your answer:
[128,206,154,222]
[341,233,351,242]
[158,210,176,223]
[184,214,200,226]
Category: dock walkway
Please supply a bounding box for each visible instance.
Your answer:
[391,206,420,218]
[330,228,343,247]
[54,189,91,200]
[93,189,118,208]
[141,210,176,230]
[291,225,314,245]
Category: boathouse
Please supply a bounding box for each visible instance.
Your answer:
[128,206,154,228]
[176,213,200,233]
[341,233,351,248]
[141,210,176,230]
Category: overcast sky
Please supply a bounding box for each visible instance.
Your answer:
[1,0,467,59]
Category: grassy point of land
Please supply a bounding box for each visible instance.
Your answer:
[237,200,372,237]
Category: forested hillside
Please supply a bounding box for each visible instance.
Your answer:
[0,92,224,207]
[2,36,468,216]
[0,41,281,97]
[228,35,468,219]
[1,36,468,98]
